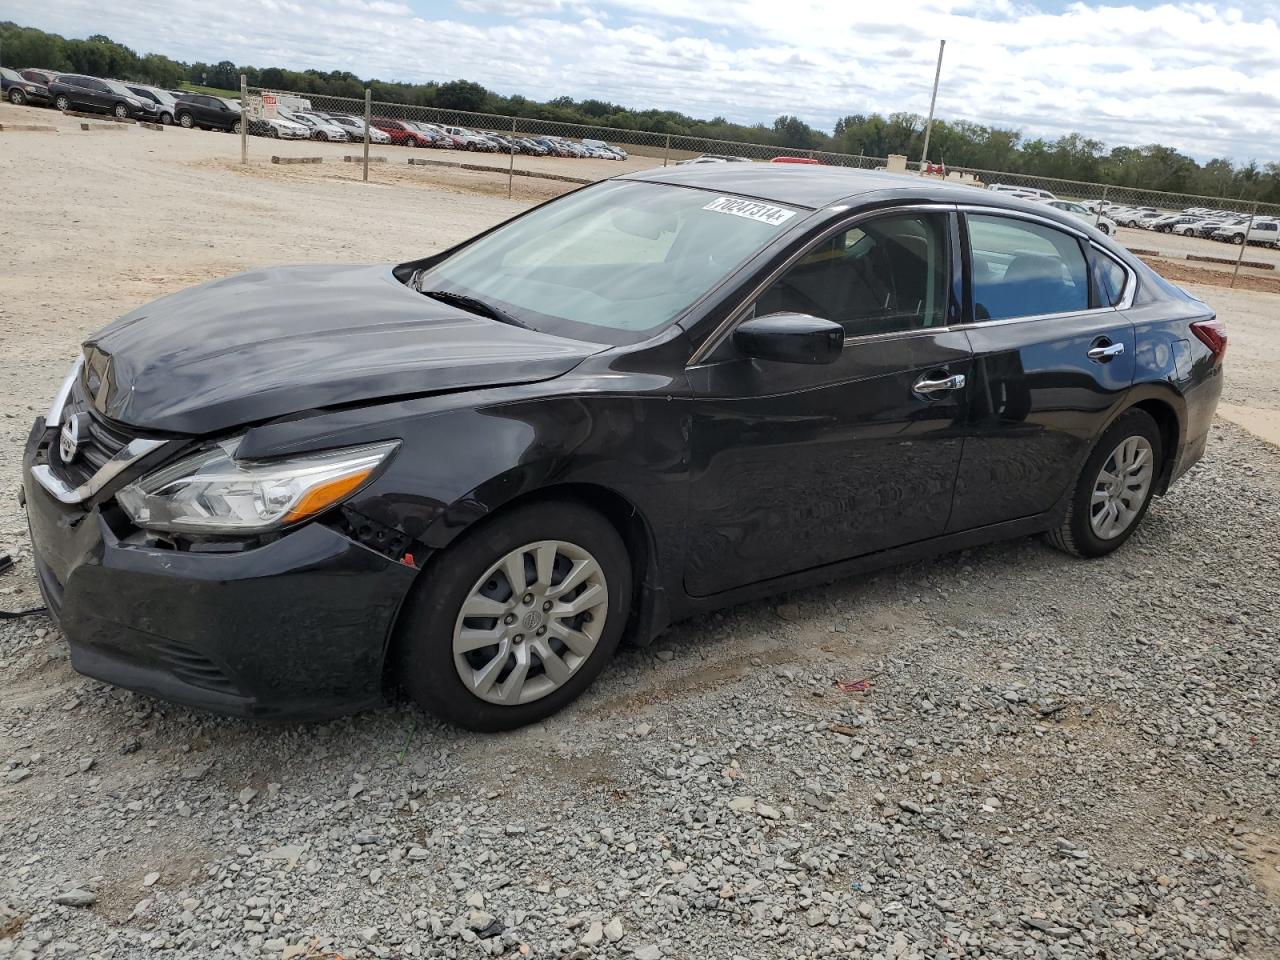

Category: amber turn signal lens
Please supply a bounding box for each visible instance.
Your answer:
[281,469,374,524]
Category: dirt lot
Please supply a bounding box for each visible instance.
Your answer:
[1,104,1279,960]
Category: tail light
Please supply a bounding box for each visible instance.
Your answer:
[1190,318,1227,362]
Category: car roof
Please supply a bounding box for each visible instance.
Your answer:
[620,163,1078,219]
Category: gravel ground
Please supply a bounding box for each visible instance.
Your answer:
[2,102,1279,960]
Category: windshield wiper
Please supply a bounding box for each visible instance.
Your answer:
[421,288,534,330]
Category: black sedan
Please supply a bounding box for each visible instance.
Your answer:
[22,166,1225,730]
[1,66,51,106]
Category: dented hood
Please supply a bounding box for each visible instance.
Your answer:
[83,264,599,435]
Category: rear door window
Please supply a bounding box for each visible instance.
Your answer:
[967,215,1090,321]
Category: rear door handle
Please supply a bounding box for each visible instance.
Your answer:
[913,373,966,396]
[1087,342,1125,361]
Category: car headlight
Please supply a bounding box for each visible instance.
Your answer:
[116,437,399,535]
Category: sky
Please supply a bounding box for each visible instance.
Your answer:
[8,0,1280,162]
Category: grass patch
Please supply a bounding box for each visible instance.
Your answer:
[179,82,241,99]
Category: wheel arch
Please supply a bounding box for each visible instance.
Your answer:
[379,479,666,692]
[1106,390,1183,496]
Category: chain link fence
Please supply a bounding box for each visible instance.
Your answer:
[236,80,1278,286]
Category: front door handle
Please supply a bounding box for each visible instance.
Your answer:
[913,372,966,396]
[1087,342,1125,362]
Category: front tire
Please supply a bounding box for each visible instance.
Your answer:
[1046,409,1162,558]
[395,501,632,731]
[160,111,172,125]
[9,89,25,105]
[113,102,129,119]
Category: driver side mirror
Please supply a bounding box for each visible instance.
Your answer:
[733,314,844,365]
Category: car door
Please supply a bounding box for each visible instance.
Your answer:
[947,210,1136,532]
[82,78,113,112]
[684,208,972,597]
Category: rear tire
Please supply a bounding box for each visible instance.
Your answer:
[395,501,632,732]
[177,112,194,128]
[54,94,71,111]
[1046,409,1162,558]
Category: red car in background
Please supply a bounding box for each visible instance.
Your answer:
[371,117,434,147]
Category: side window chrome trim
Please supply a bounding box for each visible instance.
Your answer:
[687,202,958,367]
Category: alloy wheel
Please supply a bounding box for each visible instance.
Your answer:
[1090,436,1153,540]
[55,95,70,111]
[452,539,609,706]
[114,103,128,118]
[9,89,24,105]
[179,113,193,128]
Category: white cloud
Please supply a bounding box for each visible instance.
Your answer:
[16,0,1280,161]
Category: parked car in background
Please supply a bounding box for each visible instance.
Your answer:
[1174,219,1223,237]
[408,121,452,146]
[988,183,1056,201]
[442,126,496,151]
[1146,215,1200,233]
[582,138,626,160]
[280,110,350,142]
[48,74,156,119]
[22,167,1224,730]
[248,115,309,139]
[125,84,179,124]
[1194,218,1238,238]
[1044,199,1117,235]
[1,66,50,106]
[1212,220,1280,247]
[323,114,392,144]
[371,117,435,147]
[1112,208,1160,227]
[174,93,242,132]
[18,68,58,88]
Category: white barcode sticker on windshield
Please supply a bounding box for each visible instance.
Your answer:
[702,196,796,226]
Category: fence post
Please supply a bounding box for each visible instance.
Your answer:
[1231,201,1258,289]
[362,89,371,183]
[239,75,247,165]
[664,133,671,168]
[1094,184,1109,229]
[509,116,517,199]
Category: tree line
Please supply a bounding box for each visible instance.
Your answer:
[3,20,1277,203]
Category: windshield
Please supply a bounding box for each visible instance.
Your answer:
[103,79,136,97]
[412,180,802,345]
[1,67,22,82]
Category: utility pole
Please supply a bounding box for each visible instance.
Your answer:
[919,39,945,171]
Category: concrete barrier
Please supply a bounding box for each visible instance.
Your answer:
[271,156,323,164]
[0,123,57,132]
[80,122,126,132]
[64,110,133,124]
[343,155,387,163]
[139,121,165,132]
[1187,253,1274,271]
[406,156,592,185]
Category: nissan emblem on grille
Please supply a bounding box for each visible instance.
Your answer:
[59,412,89,464]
